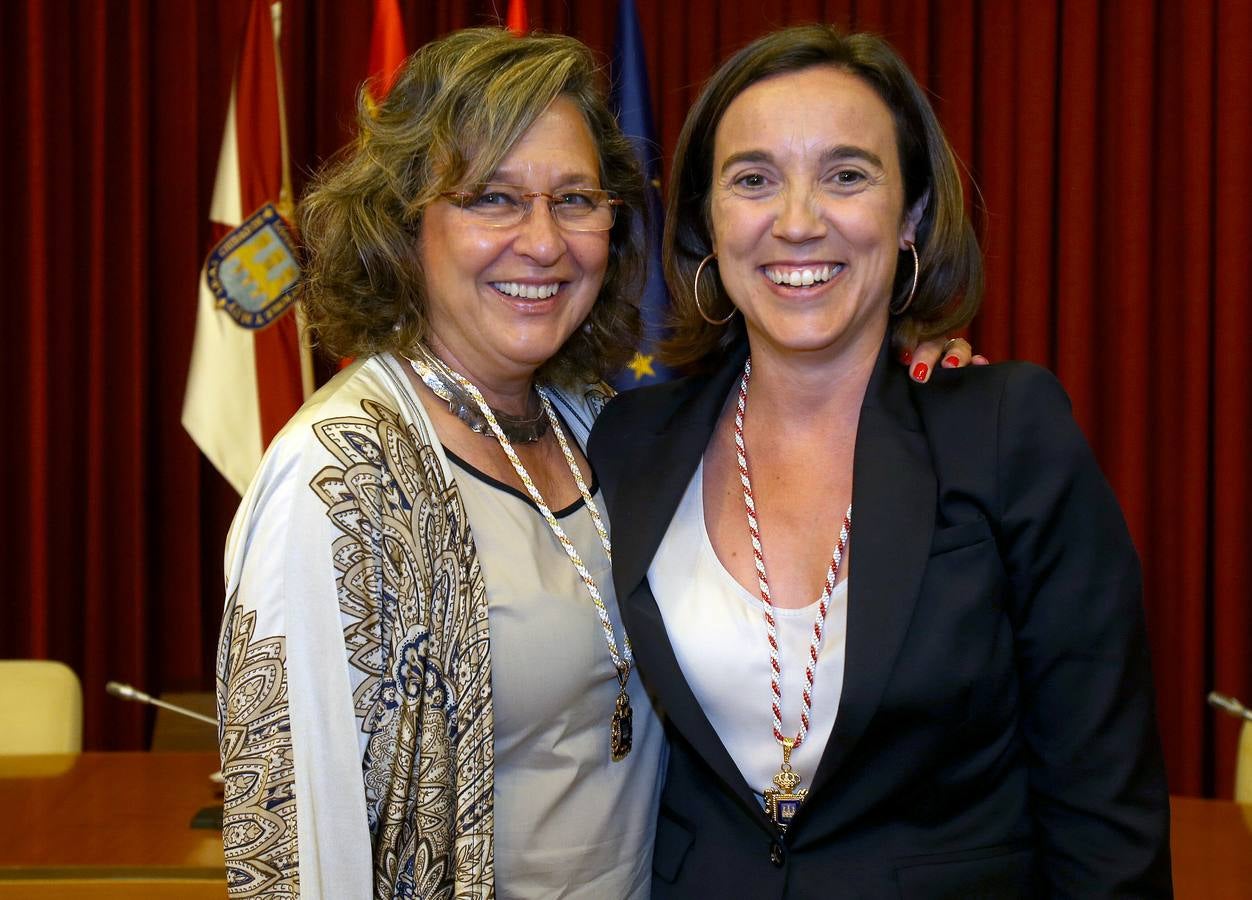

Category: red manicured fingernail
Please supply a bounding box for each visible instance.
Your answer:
[899,349,912,365]
[912,362,929,381]
[943,355,960,368]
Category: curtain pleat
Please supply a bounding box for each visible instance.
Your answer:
[1153,0,1213,795]
[1211,0,1252,798]
[82,0,109,743]
[15,0,52,661]
[972,0,1016,357]
[1054,1,1099,418]
[3,0,1248,798]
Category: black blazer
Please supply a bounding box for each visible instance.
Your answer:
[588,339,1171,899]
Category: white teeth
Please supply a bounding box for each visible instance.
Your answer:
[765,264,840,286]
[492,282,560,299]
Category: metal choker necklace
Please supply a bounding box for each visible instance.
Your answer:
[410,345,549,443]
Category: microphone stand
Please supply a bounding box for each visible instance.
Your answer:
[1208,691,1252,805]
[1208,691,1252,723]
[105,681,225,828]
[106,681,219,726]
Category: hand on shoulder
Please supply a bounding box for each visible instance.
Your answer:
[898,335,990,383]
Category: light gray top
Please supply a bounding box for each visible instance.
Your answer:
[449,445,665,900]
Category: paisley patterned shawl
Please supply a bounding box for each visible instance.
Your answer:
[217,355,503,899]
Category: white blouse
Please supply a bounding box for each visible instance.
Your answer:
[648,458,847,801]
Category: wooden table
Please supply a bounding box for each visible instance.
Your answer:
[0,752,225,899]
[1170,795,1252,899]
[0,754,1248,897]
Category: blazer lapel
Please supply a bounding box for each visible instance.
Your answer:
[622,578,772,826]
[608,345,747,610]
[609,346,771,827]
[801,341,936,808]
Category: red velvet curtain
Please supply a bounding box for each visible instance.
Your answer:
[4,0,1248,799]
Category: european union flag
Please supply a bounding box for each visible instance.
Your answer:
[610,0,673,389]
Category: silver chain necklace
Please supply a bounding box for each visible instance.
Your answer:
[411,345,549,443]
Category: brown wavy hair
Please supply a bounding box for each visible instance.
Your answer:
[297,28,646,387]
[661,25,983,370]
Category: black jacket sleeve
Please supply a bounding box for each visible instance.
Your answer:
[993,364,1171,897]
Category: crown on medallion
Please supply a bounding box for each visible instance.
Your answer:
[772,769,802,793]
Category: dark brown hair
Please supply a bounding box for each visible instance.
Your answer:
[297,28,646,387]
[661,24,983,369]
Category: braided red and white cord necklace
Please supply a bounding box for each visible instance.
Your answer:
[735,356,851,830]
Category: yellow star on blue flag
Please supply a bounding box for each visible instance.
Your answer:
[626,352,656,381]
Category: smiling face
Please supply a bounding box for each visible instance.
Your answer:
[418,96,610,389]
[710,65,922,366]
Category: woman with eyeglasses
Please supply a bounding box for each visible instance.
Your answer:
[216,27,977,899]
[217,29,663,899]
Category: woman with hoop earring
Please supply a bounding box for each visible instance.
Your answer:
[589,25,1170,898]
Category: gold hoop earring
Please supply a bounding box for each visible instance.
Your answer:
[694,253,735,325]
[889,241,920,316]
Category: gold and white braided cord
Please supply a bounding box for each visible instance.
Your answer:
[412,357,632,678]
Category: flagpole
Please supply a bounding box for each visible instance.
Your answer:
[268,1,294,220]
[267,1,313,398]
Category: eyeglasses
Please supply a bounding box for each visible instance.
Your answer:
[440,183,622,232]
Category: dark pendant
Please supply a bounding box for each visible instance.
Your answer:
[610,687,633,761]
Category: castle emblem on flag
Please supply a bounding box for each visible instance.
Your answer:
[206,203,300,330]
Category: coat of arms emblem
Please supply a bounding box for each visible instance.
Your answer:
[206,203,299,330]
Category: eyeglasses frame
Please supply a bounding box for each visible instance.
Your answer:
[438,184,624,232]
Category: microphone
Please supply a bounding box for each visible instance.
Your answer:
[106,682,227,819]
[105,681,218,727]
[1207,691,1252,723]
